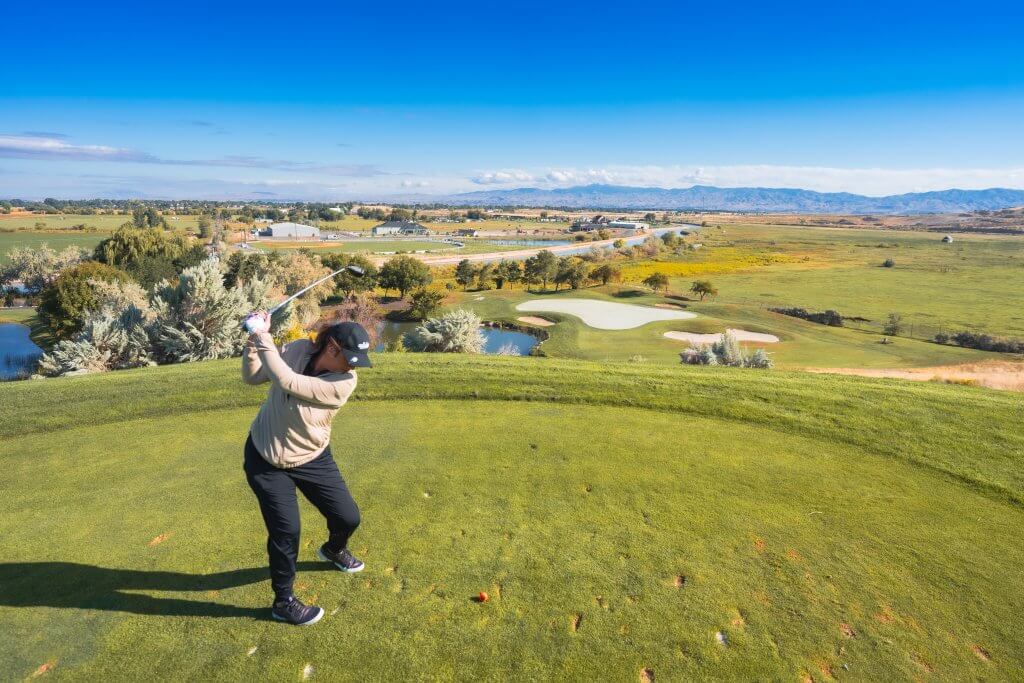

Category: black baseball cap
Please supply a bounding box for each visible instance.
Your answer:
[324,321,373,368]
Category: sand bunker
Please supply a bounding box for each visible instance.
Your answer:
[664,329,780,344]
[515,299,696,330]
[517,316,555,327]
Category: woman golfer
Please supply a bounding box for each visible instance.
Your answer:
[241,314,373,626]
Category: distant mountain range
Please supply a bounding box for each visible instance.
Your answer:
[436,184,1024,214]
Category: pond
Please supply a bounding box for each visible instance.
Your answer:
[0,323,43,380]
[376,321,539,355]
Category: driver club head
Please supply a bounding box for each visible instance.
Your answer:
[346,264,366,277]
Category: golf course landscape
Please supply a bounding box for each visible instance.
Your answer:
[2,355,1023,680]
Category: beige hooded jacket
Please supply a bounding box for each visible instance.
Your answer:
[242,332,357,468]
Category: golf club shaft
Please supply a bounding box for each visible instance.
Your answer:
[268,265,362,315]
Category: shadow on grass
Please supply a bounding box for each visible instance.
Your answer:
[0,561,332,620]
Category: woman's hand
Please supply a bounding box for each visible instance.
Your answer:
[244,311,271,336]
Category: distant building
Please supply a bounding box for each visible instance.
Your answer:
[454,228,479,237]
[372,220,429,236]
[942,234,954,243]
[570,215,612,231]
[608,221,649,231]
[265,222,320,238]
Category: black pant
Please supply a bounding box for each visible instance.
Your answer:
[244,435,360,600]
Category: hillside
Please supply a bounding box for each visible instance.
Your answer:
[444,184,1024,214]
[1,356,1022,680]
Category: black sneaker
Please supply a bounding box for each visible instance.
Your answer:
[317,543,365,572]
[271,596,324,626]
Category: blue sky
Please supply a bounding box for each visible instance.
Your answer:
[3,0,1024,199]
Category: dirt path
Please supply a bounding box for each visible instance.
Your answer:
[807,361,1024,392]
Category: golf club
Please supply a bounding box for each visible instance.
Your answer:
[243,264,365,332]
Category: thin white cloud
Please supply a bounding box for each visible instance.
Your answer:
[0,134,158,162]
[471,169,537,185]
[0,134,383,177]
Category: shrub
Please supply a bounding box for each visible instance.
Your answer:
[938,330,1024,354]
[711,331,744,366]
[93,226,192,271]
[1,244,87,296]
[379,255,432,298]
[321,253,378,294]
[150,259,269,363]
[37,262,133,340]
[689,280,717,300]
[679,331,771,370]
[330,292,383,343]
[744,348,774,369]
[642,272,670,292]
[882,258,895,268]
[39,304,155,376]
[769,307,844,327]
[403,309,484,353]
[883,313,903,336]
[407,288,446,320]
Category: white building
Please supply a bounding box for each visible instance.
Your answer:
[265,222,320,238]
[608,221,650,231]
[372,220,429,236]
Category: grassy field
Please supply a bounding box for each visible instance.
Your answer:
[650,224,1024,337]
[0,356,1021,680]
[0,231,110,263]
[0,213,200,232]
[0,307,36,324]
[447,286,1000,369]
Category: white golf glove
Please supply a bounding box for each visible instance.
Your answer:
[243,311,271,334]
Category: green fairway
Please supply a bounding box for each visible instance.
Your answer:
[0,231,109,263]
[1,356,1022,680]
[450,286,1000,369]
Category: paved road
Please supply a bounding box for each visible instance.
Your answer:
[368,225,699,266]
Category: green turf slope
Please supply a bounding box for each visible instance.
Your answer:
[1,356,1022,681]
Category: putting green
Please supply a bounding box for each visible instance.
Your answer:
[1,359,1022,680]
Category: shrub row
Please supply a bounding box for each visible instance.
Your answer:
[934,331,1024,354]
[769,307,844,327]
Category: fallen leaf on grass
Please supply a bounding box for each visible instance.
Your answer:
[31,661,56,678]
[972,645,991,662]
[840,622,856,639]
[302,663,314,679]
[148,533,171,547]
[639,667,654,682]
[873,604,896,624]
[246,646,258,657]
